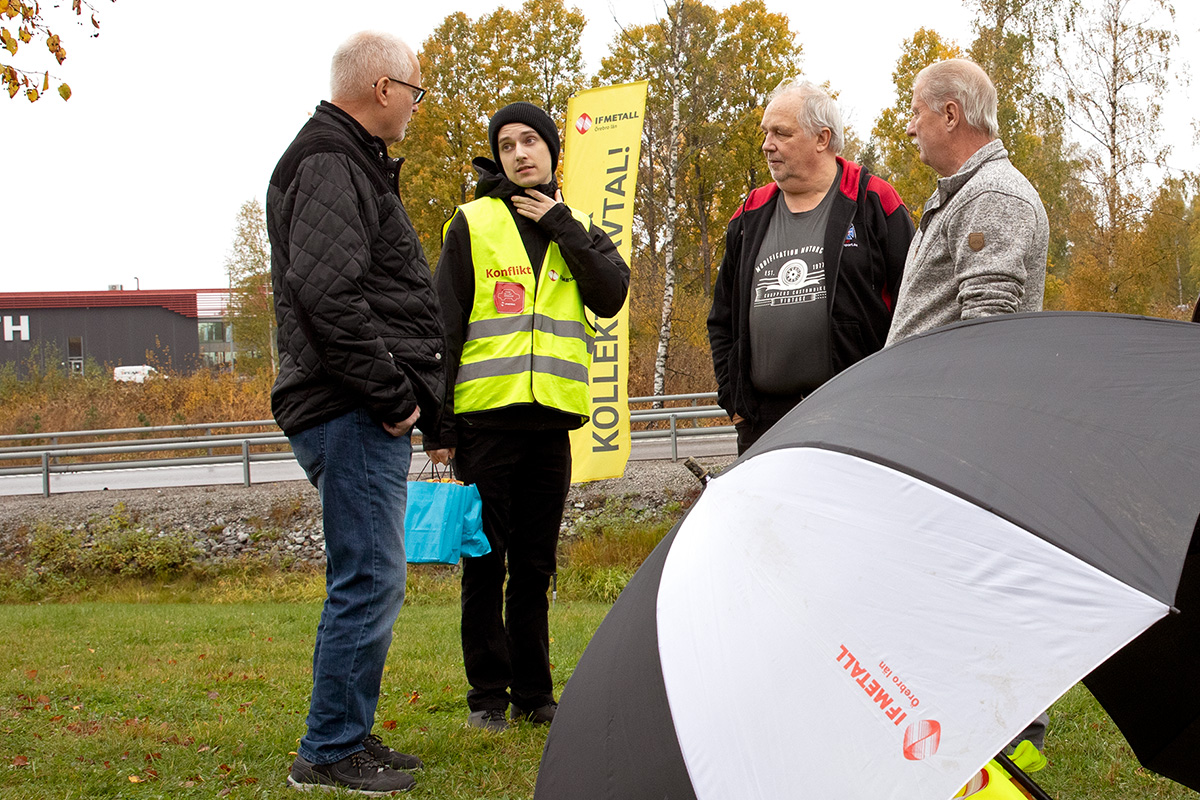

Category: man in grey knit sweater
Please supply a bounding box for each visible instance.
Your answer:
[886,59,1048,346]
[886,58,1051,762]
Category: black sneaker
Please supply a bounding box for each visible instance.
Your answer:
[287,750,416,795]
[510,701,557,725]
[361,733,423,771]
[466,708,509,732]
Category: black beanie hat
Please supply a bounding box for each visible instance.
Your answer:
[488,101,560,173]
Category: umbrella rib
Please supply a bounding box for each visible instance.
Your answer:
[994,752,1055,800]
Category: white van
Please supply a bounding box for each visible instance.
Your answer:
[113,365,160,383]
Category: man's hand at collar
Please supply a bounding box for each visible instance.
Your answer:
[511,188,563,223]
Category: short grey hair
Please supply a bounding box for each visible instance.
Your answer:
[330,31,417,102]
[914,59,1000,139]
[766,78,844,155]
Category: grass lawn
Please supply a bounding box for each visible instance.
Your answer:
[1,586,1197,799]
[0,596,607,799]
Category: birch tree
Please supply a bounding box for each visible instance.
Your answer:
[1053,0,1179,306]
[600,0,799,400]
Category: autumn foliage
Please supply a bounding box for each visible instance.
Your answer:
[0,346,272,438]
[0,0,112,102]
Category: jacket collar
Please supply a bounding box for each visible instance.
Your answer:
[738,157,860,220]
[314,101,402,165]
[471,156,557,202]
[922,139,1008,223]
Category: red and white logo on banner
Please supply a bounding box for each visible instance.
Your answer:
[575,113,593,135]
[902,720,942,761]
[493,282,525,314]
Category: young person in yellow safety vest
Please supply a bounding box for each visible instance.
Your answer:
[425,101,630,733]
[954,740,1049,799]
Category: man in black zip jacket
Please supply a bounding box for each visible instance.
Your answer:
[708,80,913,454]
[268,31,442,795]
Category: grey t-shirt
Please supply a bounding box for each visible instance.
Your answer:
[748,173,838,395]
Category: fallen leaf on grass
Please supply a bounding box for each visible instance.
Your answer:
[128,776,144,783]
[381,719,398,730]
[66,721,101,736]
[25,670,37,680]
[408,691,420,704]
[12,755,29,767]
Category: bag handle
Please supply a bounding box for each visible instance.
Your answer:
[413,455,460,483]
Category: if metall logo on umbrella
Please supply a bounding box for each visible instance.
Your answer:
[903,720,942,761]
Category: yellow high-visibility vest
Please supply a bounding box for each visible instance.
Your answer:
[447,197,594,420]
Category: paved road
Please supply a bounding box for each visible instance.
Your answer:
[0,434,737,497]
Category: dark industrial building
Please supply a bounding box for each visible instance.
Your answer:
[0,289,232,376]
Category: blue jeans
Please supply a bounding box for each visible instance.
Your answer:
[288,408,411,765]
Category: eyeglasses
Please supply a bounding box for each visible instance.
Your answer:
[373,76,427,104]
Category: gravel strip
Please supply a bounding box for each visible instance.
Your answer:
[0,456,734,566]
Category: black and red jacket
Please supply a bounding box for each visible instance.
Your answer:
[707,158,914,426]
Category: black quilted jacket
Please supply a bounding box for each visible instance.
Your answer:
[267,101,445,436]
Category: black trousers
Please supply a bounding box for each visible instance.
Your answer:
[454,426,570,712]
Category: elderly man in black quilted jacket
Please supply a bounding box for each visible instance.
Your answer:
[266,30,444,796]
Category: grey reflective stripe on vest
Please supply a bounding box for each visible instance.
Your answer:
[465,314,591,344]
[466,316,533,340]
[456,353,589,385]
[534,314,591,343]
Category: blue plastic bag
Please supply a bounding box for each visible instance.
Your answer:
[405,478,489,564]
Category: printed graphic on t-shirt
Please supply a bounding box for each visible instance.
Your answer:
[753,245,826,308]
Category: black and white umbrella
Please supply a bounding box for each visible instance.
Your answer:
[536,312,1200,800]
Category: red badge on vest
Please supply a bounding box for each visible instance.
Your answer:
[494,282,525,314]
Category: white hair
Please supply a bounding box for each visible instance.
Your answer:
[330,31,417,102]
[766,78,845,155]
[914,59,1000,139]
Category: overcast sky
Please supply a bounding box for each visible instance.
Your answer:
[5,0,1196,293]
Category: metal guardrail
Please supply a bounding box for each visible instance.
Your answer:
[0,392,733,496]
[0,419,278,444]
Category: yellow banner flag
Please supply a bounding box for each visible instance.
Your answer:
[564,81,648,483]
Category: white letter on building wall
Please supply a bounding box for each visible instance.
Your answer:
[3,316,30,342]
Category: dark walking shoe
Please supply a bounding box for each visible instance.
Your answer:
[361,733,424,771]
[510,701,557,725]
[466,708,509,732]
[287,750,416,795]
